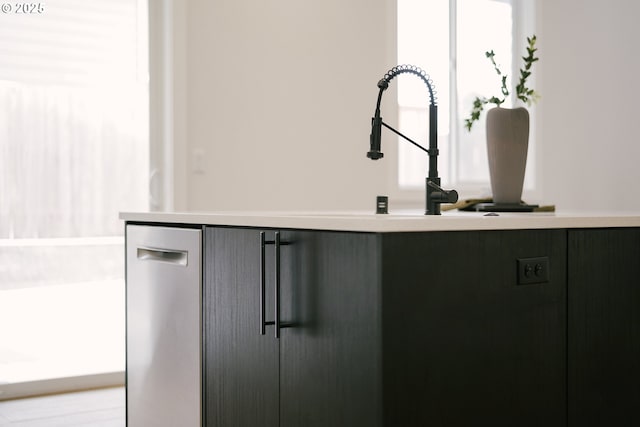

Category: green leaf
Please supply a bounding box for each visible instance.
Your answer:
[466,34,539,132]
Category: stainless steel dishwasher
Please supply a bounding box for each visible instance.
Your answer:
[126,225,201,427]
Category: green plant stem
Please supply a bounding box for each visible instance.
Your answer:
[465,35,539,131]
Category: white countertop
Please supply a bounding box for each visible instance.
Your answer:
[119,210,640,233]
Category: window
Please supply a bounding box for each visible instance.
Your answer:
[0,0,148,398]
[397,0,535,196]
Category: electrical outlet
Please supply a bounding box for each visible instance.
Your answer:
[517,257,549,285]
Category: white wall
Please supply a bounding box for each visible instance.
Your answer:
[162,0,640,213]
[177,0,397,212]
[535,0,640,212]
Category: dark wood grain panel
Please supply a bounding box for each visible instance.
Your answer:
[568,228,640,427]
[204,227,279,427]
[381,229,567,427]
[278,231,382,427]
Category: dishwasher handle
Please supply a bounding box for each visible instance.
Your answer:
[136,247,188,266]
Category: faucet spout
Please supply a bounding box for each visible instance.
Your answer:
[367,64,457,215]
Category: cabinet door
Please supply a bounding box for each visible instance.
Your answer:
[278,231,382,427]
[568,228,640,427]
[382,230,567,427]
[204,227,279,427]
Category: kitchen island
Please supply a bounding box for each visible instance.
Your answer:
[121,211,640,427]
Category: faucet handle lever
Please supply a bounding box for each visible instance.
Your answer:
[427,180,458,200]
[427,179,459,204]
[433,188,458,204]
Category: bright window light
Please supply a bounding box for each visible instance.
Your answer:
[397,0,522,192]
[0,0,148,396]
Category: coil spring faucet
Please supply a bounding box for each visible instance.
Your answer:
[367,64,458,215]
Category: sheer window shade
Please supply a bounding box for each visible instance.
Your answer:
[0,0,141,86]
[0,0,148,238]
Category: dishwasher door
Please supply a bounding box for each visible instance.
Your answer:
[126,225,201,427]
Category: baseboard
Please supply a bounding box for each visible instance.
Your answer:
[0,371,124,401]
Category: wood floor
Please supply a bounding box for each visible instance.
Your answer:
[0,387,124,426]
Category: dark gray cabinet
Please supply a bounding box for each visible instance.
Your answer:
[204,227,279,426]
[277,230,381,427]
[568,228,640,427]
[203,227,567,427]
[122,221,640,427]
[381,230,567,427]
[204,227,381,427]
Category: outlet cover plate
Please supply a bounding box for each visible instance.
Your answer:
[517,257,550,285]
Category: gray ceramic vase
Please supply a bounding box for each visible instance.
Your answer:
[485,106,529,204]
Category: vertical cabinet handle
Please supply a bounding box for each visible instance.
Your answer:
[259,231,289,339]
[274,232,282,339]
[260,232,267,335]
